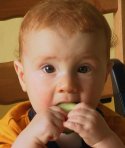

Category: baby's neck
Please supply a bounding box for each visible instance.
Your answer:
[56,132,82,148]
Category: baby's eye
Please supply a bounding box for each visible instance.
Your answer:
[78,65,91,73]
[42,65,55,73]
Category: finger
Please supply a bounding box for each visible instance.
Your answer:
[47,126,61,142]
[44,117,64,141]
[64,120,83,134]
[65,112,90,130]
[50,106,67,115]
[68,107,95,120]
[50,106,67,116]
[67,102,98,118]
[50,117,64,135]
[50,106,67,121]
[73,102,95,110]
[64,110,104,134]
[67,109,102,130]
[48,110,65,132]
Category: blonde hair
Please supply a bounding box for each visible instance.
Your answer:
[19,0,112,58]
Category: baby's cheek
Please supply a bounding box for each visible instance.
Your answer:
[30,92,52,113]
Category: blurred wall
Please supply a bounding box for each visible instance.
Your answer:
[0,18,22,63]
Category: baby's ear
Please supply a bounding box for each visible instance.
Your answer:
[14,60,26,92]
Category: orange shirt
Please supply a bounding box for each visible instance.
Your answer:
[0,101,31,148]
[0,101,125,147]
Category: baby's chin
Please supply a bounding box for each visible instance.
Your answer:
[58,102,76,134]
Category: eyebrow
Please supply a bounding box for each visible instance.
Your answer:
[78,54,101,62]
[33,55,58,63]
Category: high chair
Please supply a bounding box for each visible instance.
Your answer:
[0,0,125,116]
[111,59,125,116]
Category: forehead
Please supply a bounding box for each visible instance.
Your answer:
[22,28,107,60]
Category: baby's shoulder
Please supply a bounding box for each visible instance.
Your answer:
[0,101,31,129]
[0,101,31,144]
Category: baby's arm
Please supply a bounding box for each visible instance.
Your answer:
[12,106,66,148]
[93,132,125,148]
[64,103,125,148]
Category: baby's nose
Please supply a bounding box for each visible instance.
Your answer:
[56,74,79,94]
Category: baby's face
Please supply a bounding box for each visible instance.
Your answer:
[16,28,110,113]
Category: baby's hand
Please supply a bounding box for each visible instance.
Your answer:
[64,103,113,147]
[12,106,67,147]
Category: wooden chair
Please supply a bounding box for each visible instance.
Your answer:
[0,0,125,104]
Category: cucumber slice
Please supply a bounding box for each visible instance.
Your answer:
[58,103,76,113]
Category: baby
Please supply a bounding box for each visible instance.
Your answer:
[0,0,125,147]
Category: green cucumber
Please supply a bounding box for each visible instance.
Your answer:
[58,103,76,113]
